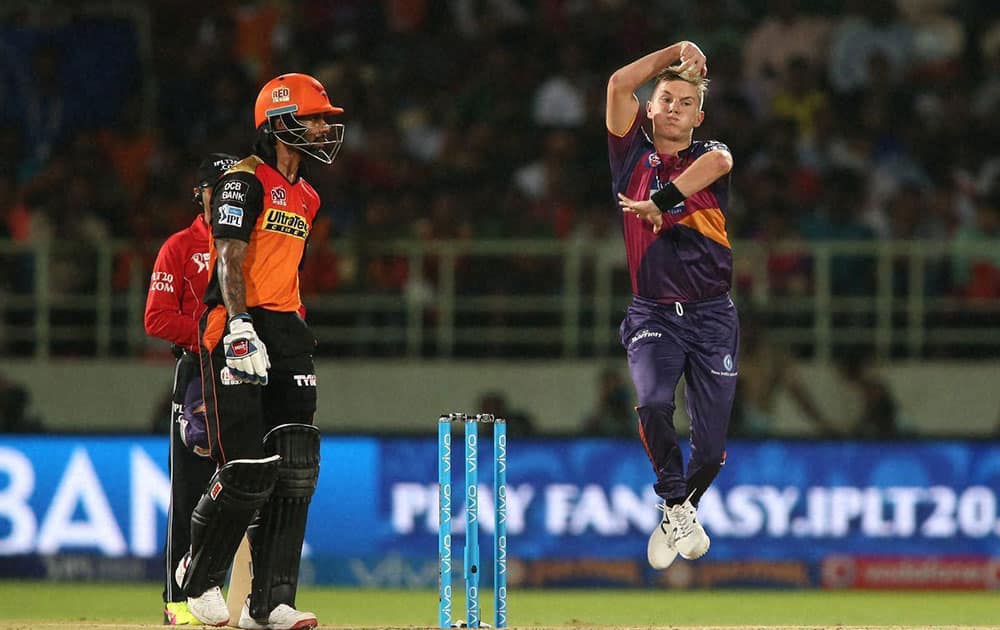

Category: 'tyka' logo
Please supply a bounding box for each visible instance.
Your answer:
[293,374,317,387]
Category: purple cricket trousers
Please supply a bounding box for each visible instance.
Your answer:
[620,293,739,506]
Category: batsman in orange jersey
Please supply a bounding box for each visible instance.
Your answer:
[175,73,344,630]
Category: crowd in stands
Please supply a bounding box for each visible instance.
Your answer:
[1,1,999,347]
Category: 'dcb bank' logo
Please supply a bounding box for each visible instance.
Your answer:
[264,209,310,239]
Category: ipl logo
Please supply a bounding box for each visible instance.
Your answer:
[191,252,210,274]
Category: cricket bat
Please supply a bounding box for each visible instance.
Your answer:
[226,535,252,626]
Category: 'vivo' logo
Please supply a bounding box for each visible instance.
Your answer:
[496,434,507,473]
[466,434,477,472]
[440,433,451,473]
[440,533,451,573]
[467,485,478,523]
[439,583,452,620]
[497,534,507,573]
[440,484,451,524]
[467,585,479,625]
[497,485,508,526]
[496,585,508,625]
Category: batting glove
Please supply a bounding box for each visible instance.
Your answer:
[223,313,270,385]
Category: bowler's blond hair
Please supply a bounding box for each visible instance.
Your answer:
[653,67,709,110]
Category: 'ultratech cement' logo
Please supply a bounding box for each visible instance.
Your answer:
[263,209,310,239]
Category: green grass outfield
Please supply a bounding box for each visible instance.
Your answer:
[0,581,996,629]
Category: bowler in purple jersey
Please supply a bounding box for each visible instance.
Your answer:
[607,41,738,570]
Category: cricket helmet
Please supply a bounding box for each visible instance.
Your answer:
[253,73,345,164]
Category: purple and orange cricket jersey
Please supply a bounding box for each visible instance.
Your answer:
[609,110,738,506]
[609,111,732,302]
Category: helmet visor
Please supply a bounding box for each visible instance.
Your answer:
[271,111,345,165]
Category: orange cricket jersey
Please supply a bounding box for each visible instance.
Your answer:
[201,155,319,348]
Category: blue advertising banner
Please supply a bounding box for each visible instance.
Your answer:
[1,436,998,587]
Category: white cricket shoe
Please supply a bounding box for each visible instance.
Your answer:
[239,601,318,630]
[668,499,710,560]
[187,586,229,627]
[175,550,229,627]
[647,503,678,569]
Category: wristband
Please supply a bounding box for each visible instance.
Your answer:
[650,182,686,213]
[229,312,252,324]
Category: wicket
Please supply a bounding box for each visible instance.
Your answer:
[438,413,507,628]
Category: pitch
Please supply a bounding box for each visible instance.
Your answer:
[0,581,997,628]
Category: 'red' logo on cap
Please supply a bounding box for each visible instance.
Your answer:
[272,86,290,103]
[210,481,223,500]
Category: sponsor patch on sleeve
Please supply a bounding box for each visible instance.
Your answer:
[218,178,247,203]
[218,204,244,227]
